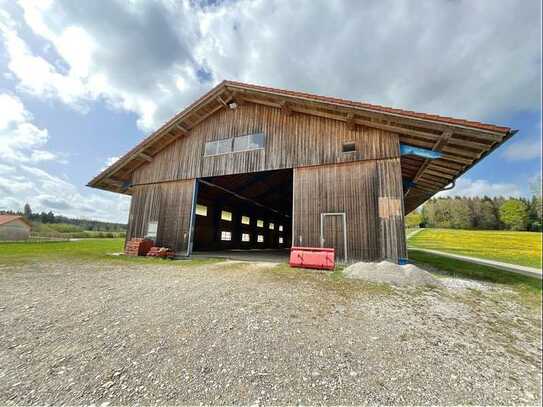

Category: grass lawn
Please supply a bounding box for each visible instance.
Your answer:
[408,228,542,269]
[409,250,542,307]
[0,238,216,267]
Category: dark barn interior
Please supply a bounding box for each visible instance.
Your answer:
[193,169,292,254]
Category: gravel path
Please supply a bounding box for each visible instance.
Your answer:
[1,260,541,405]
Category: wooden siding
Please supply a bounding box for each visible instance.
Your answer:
[292,159,406,263]
[132,103,400,185]
[0,219,31,241]
[126,180,195,253]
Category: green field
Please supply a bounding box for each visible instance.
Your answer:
[408,229,542,269]
[0,239,212,267]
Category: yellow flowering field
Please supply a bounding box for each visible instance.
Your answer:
[408,229,543,269]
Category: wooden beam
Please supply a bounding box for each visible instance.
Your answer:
[216,95,228,107]
[346,113,356,131]
[138,152,153,162]
[281,101,293,116]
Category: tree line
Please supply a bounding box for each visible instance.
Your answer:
[0,203,127,232]
[406,195,542,232]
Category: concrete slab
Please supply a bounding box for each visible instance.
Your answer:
[191,249,290,263]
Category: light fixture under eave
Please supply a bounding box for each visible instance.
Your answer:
[228,102,238,109]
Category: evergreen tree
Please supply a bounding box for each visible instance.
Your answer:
[23,203,32,219]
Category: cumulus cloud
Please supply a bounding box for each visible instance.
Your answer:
[503,135,543,161]
[0,93,56,162]
[0,162,130,222]
[0,94,129,222]
[3,0,540,132]
[437,178,522,198]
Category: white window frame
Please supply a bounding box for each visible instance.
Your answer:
[221,210,233,221]
[242,233,250,242]
[241,215,250,225]
[221,231,232,241]
[147,221,158,239]
[269,222,274,230]
[257,234,264,243]
[257,219,264,228]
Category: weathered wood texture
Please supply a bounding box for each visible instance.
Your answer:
[292,159,406,263]
[132,103,399,185]
[0,219,31,241]
[126,180,195,252]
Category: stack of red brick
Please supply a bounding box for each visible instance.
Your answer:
[125,238,154,256]
[146,246,175,258]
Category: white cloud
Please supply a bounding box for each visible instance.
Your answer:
[1,0,538,133]
[101,156,120,172]
[0,163,130,223]
[437,178,522,198]
[503,136,543,161]
[0,95,129,222]
[0,93,56,162]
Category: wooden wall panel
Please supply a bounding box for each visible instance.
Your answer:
[132,103,400,185]
[126,180,195,253]
[292,159,406,263]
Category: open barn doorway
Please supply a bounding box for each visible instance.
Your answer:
[191,168,292,262]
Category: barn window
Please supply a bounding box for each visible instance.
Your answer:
[269,222,275,230]
[221,210,232,221]
[279,225,283,232]
[147,221,158,239]
[204,138,233,156]
[279,237,284,244]
[257,219,264,228]
[221,231,232,241]
[196,204,207,216]
[248,133,265,149]
[233,135,250,151]
[257,234,264,242]
[204,141,217,156]
[242,233,250,242]
[217,138,233,154]
[241,215,250,225]
[233,133,265,152]
[342,142,356,153]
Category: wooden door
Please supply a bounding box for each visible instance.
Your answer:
[320,213,347,263]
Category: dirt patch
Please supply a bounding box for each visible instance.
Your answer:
[0,259,541,405]
[343,261,441,287]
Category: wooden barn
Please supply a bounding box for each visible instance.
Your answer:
[88,81,515,263]
[0,215,32,241]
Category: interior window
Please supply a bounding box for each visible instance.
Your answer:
[221,231,232,241]
[241,215,250,225]
[279,237,284,244]
[257,219,264,228]
[279,225,283,232]
[196,204,207,216]
[257,234,264,243]
[242,233,250,242]
[269,222,274,230]
[221,210,232,221]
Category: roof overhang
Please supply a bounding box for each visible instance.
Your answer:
[87,80,515,213]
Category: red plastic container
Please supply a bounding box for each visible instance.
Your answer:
[289,247,335,270]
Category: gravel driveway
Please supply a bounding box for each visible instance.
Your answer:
[1,259,541,405]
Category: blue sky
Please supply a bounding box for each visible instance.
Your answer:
[0,0,541,223]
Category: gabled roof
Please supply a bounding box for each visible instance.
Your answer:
[0,215,32,227]
[87,80,515,212]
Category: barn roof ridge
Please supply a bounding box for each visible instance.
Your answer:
[0,214,32,227]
